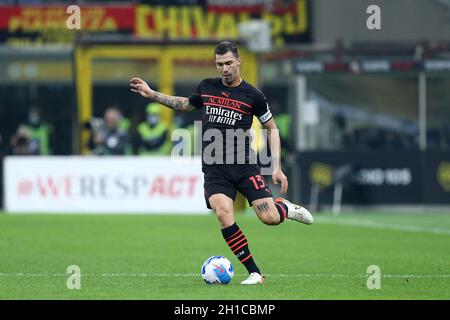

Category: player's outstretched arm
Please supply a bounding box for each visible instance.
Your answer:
[130,77,196,112]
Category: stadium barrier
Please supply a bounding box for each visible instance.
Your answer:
[3,156,209,214]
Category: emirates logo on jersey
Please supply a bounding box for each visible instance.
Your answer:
[205,105,243,125]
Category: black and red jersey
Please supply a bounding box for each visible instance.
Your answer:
[189,78,273,166]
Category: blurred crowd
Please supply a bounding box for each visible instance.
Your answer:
[84,103,174,156]
[4,103,450,158]
[5,102,450,157]
[1,102,295,158]
[2,103,179,157]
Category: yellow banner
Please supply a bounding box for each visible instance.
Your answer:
[136,0,310,46]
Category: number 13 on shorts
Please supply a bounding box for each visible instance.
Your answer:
[249,175,266,190]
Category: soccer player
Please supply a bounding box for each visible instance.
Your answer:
[130,41,313,285]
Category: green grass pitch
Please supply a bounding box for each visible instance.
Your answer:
[0,211,449,299]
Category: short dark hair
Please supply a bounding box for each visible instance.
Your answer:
[214,41,239,58]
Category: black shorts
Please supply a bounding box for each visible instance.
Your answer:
[202,164,273,209]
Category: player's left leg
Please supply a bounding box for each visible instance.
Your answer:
[237,166,313,225]
[236,166,283,224]
[274,197,314,225]
[252,197,314,225]
[242,183,313,226]
[252,197,284,225]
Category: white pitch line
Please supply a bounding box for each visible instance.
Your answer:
[317,217,450,236]
[0,273,449,279]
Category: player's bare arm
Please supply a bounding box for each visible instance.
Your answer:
[263,118,288,194]
[130,77,196,112]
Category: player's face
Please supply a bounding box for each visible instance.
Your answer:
[215,51,241,86]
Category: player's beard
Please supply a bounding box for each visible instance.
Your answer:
[222,74,234,85]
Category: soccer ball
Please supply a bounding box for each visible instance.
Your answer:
[201,256,234,285]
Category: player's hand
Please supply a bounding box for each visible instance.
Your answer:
[130,78,154,98]
[272,169,288,194]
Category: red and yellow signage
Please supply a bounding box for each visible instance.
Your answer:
[0,0,310,46]
[0,5,135,45]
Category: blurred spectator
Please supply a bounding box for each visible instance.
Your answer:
[87,107,130,155]
[135,103,171,155]
[19,106,52,155]
[10,126,40,156]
